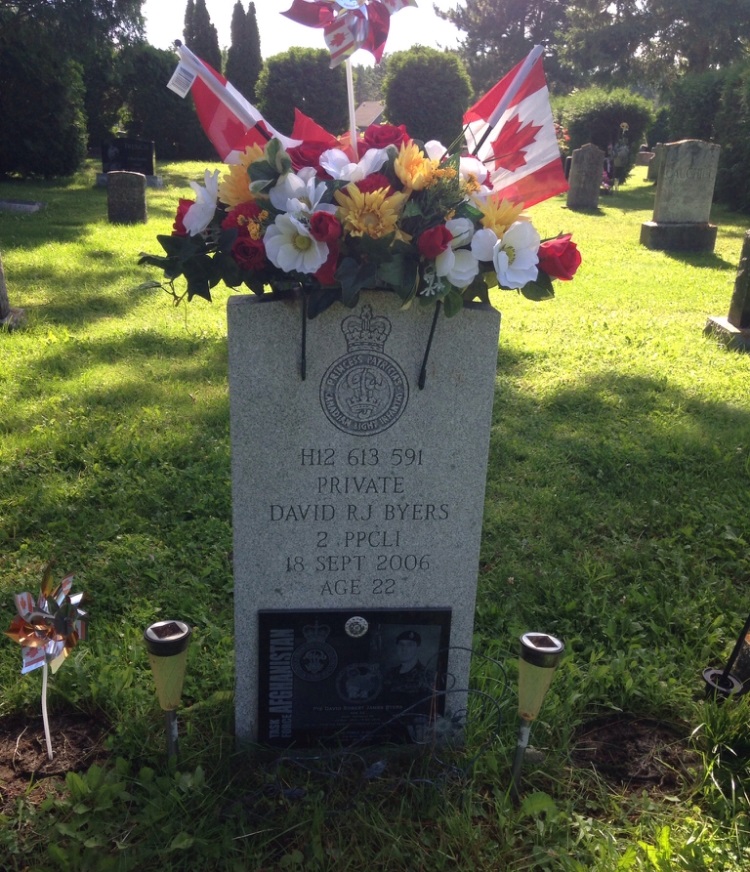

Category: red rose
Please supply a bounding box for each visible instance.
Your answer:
[222,201,263,237]
[309,211,342,244]
[314,242,340,286]
[360,123,410,155]
[418,225,453,259]
[231,236,266,272]
[355,173,394,196]
[537,234,581,280]
[286,141,331,173]
[172,198,194,236]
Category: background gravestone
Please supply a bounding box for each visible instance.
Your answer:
[566,144,604,210]
[97,138,162,188]
[640,140,720,252]
[107,172,147,224]
[705,229,750,350]
[647,143,664,182]
[228,291,501,746]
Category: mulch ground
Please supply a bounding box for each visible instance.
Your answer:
[0,711,109,813]
[571,713,701,791]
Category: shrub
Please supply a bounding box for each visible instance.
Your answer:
[667,70,724,141]
[255,48,348,135]
[560,87,654,178]
[713,63,750,211]
[383,47,472,145]
[0,24,87,177]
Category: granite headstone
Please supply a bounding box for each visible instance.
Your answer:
[566,144,604,210]
[705,229,750,350]
[641,139,720,252]
[107,171,147,224]
[228,291,501,745]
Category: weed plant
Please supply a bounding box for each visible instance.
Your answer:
[0,162,749,869]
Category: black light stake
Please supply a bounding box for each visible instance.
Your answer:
[703,608,750,700]
[511,632,565,803]
[144,620,192,759]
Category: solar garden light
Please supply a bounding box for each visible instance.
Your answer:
[144,620,192,759]
[702,609,750,700]
[511,632,565,802]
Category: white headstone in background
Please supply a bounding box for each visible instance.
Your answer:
[228,291,501,744]
[652,139,720,224]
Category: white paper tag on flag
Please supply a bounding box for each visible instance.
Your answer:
[167,62,196,98]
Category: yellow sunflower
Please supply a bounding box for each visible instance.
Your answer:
[475,195,528,236]
[219,144,265,207]
[334,185,411,242]
[393,142,439,191]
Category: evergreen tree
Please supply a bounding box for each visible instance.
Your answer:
[226,1,262,99]
[186,0,221,70]
[183,0,195,46]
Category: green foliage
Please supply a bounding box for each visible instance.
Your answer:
[383,47,472,146]
[713,63,750,212]
[667,70,724,141]
[559,87,655,177]
[116,44,213,161]
[225,1,262,102]
[0,21,87,177]
[255,48,348,135]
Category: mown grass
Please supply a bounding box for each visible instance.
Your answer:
[1,161,749,869]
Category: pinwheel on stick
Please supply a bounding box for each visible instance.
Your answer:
[283,0,416,146]
[5,564,88,760]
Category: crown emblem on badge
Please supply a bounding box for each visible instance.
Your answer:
[342,305,391,353]
[302,621,331,644]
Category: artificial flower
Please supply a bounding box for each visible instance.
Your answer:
[219,144,264,206]
[418,225,453,259]
[231,236,267,271]
[270,168,329,213]
[334,184,409,242]
[263,212,329,274]
[172,198,194,236]
[360,123,410,153]
[320,146,390,183]
[222,201,267,239]
[287,140,332,173]
[538,233,581,280]
[394,142,438,191]
[492,221,540,289]
[184,169,221,236]
[476,195,527,236]
[309,211,342,244]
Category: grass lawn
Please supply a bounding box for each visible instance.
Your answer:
[1,160,749,870]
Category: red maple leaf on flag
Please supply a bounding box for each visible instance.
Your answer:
[329,32,346,47]
[489,114,542,172]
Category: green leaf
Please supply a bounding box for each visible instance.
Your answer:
[443,289,464,317]
[169,832,195,851]
[336,257,378,307]
[520,271,555,301]
[518,791,559,819]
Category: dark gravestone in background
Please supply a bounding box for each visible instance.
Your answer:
[101,139,155,176]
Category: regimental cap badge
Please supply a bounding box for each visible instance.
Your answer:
[302,621,331,644]
[342,305,391,353]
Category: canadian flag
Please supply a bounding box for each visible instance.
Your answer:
[464,46,568,207]
[168,44,337,162]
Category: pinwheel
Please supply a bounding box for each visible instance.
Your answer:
[283,0,416,68]
[5,564,88,759]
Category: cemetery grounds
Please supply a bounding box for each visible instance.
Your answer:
[0,161,749,870]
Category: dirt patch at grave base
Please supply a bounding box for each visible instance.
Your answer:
[0,712,109,813]
[571,714,701,792]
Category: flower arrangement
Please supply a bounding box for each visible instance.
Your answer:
[140,123,581,319]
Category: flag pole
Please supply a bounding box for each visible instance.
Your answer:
[469,45,544,157]
[174,42,263,132]
[345,59,358,155]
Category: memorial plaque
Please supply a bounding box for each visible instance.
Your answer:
[258,607,451,746]
[229,290,501,744]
